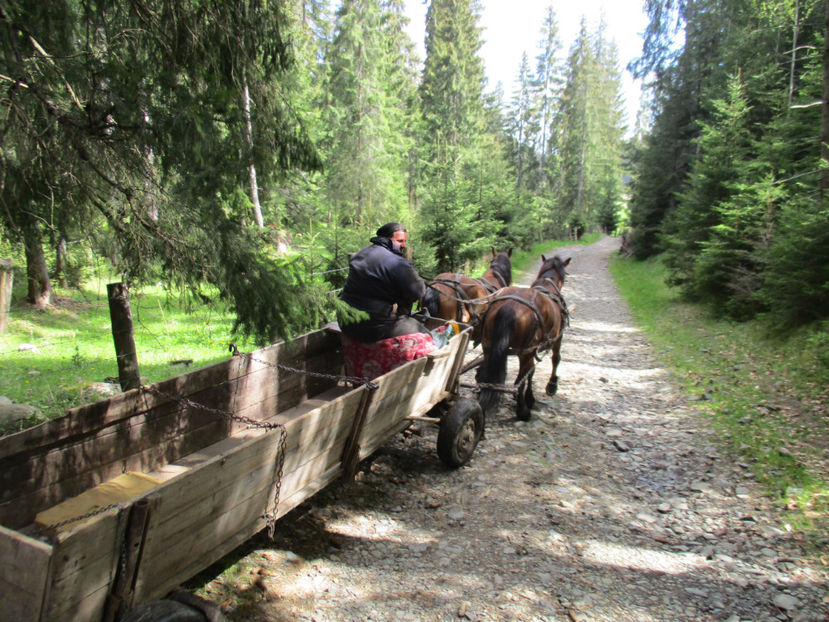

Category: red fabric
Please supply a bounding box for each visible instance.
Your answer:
[341,332,437,380]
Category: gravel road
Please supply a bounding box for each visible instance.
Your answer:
[197,236,828,622]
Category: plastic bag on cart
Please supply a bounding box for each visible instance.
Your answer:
[428,321,458,349]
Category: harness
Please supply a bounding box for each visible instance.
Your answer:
[488,278,568,357]
[429,275,472,322]
[427,264,508,324]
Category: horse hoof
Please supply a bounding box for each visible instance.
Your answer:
[546,382,557,396]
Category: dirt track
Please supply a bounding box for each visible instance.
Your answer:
[194,236,828,621]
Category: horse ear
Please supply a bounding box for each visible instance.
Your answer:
[507,248,512,257]
[563,257,571,266]
[491,247,496,258]
[541,254,547,262]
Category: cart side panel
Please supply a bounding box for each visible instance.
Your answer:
[353,358,428,459]
[356,330,470,460]
[0,330,342,530]
[41,509,121,622]
[130,387,364,606]
[0,525,53,622]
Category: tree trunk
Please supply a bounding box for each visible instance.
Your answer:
[0,259,12,334]
[243,77,264,228]
[55,236,67,288]
[107,282,141,391]
[787,0,799,109]
[821,0,829,199]
[21,212,52,308]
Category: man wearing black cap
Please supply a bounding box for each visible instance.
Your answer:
[339,222,429,342]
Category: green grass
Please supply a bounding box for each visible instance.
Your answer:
[610,253,829,544]
[0,282,257,435]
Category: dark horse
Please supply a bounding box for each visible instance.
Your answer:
[476,254,570,421]
[421,248,512,340]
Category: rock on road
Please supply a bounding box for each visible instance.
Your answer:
[197,236,828,622]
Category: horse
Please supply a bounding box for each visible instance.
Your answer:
[476,254,570,421]
[421,248,512,337]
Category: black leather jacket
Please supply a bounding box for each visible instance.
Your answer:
[340,236,426,322]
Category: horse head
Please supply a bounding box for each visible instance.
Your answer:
[487,247,513,288]
[534,254,570,291]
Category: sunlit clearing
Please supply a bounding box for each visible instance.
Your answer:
[580,540,708,574]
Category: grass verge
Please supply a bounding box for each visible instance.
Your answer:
[610,253,829,549]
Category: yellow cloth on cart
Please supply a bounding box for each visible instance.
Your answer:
[35,471,162,532]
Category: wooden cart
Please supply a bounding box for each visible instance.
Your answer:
[0,320,482,621]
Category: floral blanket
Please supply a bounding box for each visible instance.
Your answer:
[340,332,437,381]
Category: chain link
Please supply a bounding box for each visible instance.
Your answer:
[34,341,382,539]
[34,502,122,535]
[229,345,378,390]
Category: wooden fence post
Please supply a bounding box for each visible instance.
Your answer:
[107,282,141,391]
[0,259,12,335]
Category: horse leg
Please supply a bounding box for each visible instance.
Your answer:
[546,336,562,396]
[516,353,535,421]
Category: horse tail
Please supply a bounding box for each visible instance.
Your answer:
[477,304,515,414]
[421,286,442,318]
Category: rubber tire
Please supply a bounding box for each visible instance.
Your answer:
[437,398,484,468]
[119,600,207,622]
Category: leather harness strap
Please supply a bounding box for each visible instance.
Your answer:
[430,276,471,322]
[488,280,568,355]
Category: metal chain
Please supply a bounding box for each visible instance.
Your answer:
[141,384,292,536]
[263,425,288,539]
[35,343,377,539]
[142,385,285,430]
[34,502,122,535]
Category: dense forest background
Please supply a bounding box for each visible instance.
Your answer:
[1,0,827,342]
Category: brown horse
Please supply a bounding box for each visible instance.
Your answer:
[476,254,570,421]
[421,248,512,335]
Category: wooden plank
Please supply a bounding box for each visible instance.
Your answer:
[131,449,281,603]
[0,345,345,529]
[355,359,428,445]
[130,391,361,604]
[136,444,353,604]
[42,509,122,622]
[137,458,346,606]
[47,539,117,622]
[0,525,53,622]
[0,327,339,460]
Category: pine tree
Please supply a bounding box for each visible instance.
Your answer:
[662,73,754,306]
[0,1,324,339]
[418,0,498,269]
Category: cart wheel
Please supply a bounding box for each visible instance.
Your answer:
[119,600,207,622]
[437,398,484,468]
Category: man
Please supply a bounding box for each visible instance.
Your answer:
[339,222,428,342]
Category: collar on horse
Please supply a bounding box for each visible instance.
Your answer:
[533,278,570,328]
